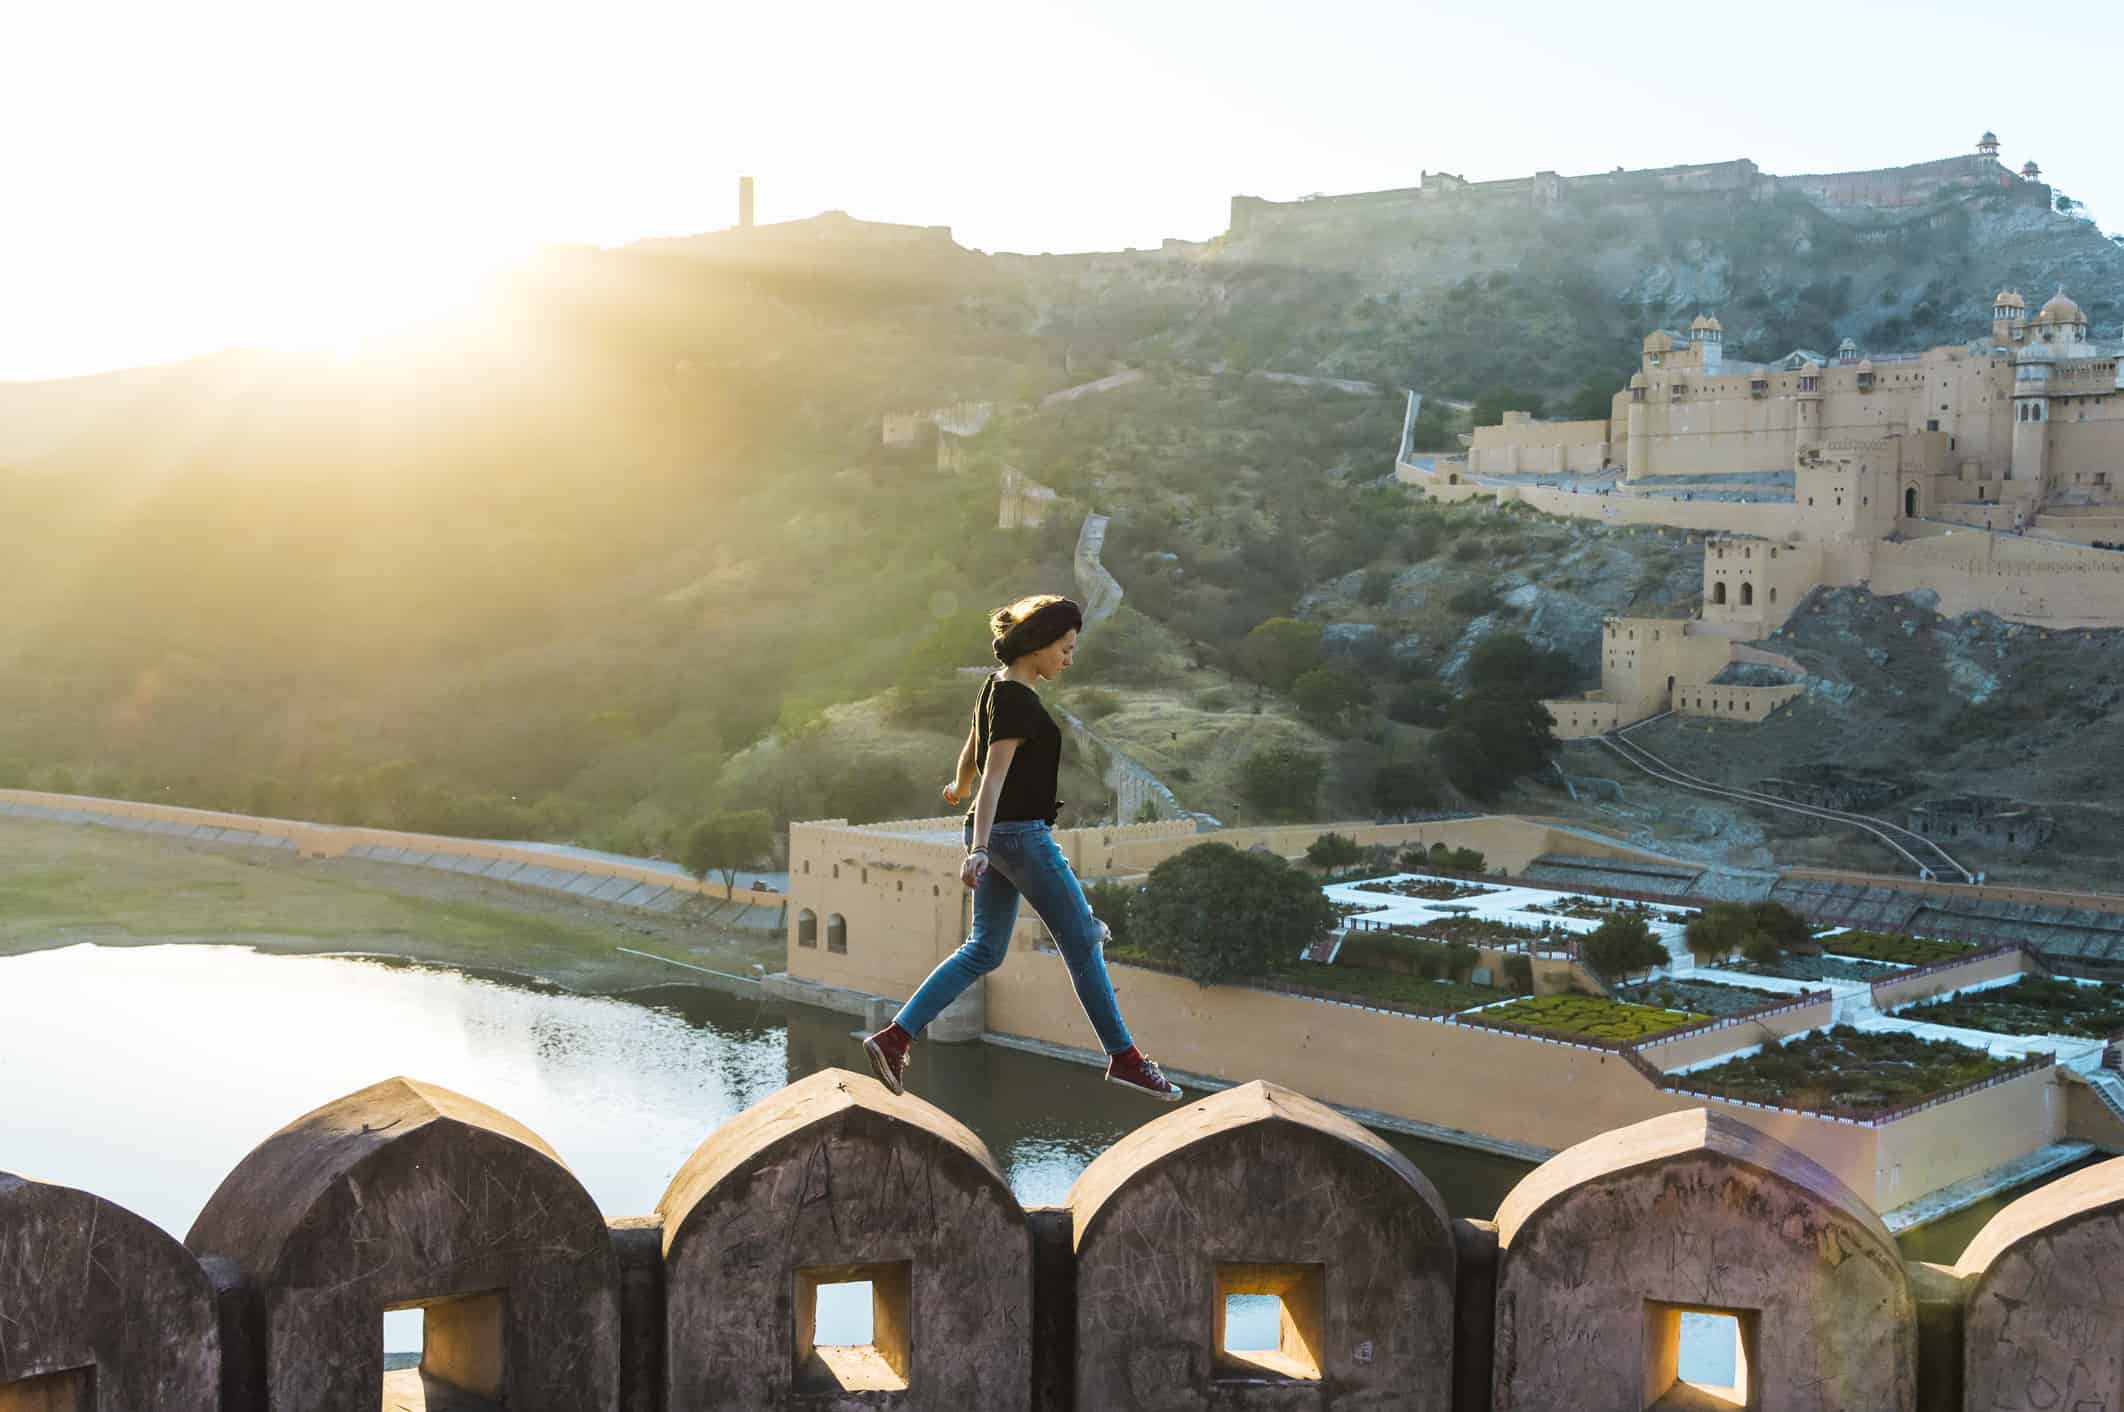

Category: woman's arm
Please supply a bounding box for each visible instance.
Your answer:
[962,738,1018,888]
[945,722,978,803]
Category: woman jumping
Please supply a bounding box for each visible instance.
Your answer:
[862,594,1183,1102]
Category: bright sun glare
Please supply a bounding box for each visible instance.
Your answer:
[271,238,527,363]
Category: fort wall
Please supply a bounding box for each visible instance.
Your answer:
[1868,945,2037,1013]
[1865,533,2124,626]
[12,1072,2118,1411]
[1672,682,1804,720]
[1613,991,1835,1074]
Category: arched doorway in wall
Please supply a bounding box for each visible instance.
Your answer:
[1712,582,1727,605]
[1740,582,1754,607]
[1666,675,1675,704]
[797,909,818,948]
[1769,587,1778,605]
[1905,485,1918,518]
[826,914,847,954]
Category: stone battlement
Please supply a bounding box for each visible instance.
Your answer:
[6,1071,2121,1410]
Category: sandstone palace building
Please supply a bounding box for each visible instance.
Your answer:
[1388,144,2124,732]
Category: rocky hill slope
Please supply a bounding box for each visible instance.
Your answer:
[1,178,2119,857]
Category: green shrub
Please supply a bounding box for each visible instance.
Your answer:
[1502,953,1534,994]
[1082,879,1139,947]
[1821,931,1973,965]
[1474,994,1703,1041]
[1133,843,1334,986]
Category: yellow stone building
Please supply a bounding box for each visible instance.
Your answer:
[1401,283,2124,733]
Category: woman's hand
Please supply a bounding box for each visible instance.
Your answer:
[942,780,967,808]
[959,850,989,890]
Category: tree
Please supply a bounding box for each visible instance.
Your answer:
[1563,379,1618,423]
[1133,843,1334,986]
[1291,666,1370,726]
[1430,696,1558,800]
[1371,755,1445,816]
[1685,900,1811,965]
[683,811,774,891]
[1304,831,1365,875]
[1358,567,1395,606]
[1386,682,1454,728]
[1237,743,1323,821]
[1470,387,1545,429]
[1242,618,1325,689]
[1465,632,1575,699]
[1747,901,1814,953]
[1581,915,1668,984]
[1684,904,1751,964]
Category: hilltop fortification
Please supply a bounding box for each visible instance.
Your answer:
[1229,138,2049,235]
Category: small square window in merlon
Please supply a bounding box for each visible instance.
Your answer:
[1643,1301,1758,1411]
[1216,1262,1327,1383]
[797,1261,914,1393]
[382,1291,507,1410]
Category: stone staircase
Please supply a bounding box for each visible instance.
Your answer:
[2089,1070,2124,1127]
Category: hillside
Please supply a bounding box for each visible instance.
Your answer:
[0,171,2119,863]
[1014,169,2124,407]
[1541,588,2124,884]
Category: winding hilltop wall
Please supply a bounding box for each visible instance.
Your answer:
[6,1074,2120,1411]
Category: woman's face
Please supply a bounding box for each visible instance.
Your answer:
[1029,629,1078,681]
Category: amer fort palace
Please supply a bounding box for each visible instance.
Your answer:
[1397,275,2124,741]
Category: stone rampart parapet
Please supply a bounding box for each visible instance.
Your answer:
[7,1074,2123,1409]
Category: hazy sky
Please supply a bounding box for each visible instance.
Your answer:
[5,0,2116,381]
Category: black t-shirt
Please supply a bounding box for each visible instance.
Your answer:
[968,674,1064,825]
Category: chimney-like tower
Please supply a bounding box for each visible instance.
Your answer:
[738,175,755,229]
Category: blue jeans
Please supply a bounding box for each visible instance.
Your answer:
[894,819,1133,1054]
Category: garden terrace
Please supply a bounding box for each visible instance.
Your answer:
[1519,895,1664,922]
[1897,975,2124,1038]
[1823,930,1977,966]
[1456,994,1706,1044]
[1374,915,1578,948]
[1672,1025,2028,1116]
[1617,975,1796,1019]
[1722,953,1900,984]
[1268,958,1509,1013]
[1352,876,1502,902]
[1336,930,1480,980]
[1104,945,1507,1015]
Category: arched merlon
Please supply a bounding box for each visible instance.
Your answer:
[1959,1154,2124,1407]
[657,1067,1031,1411]
[1493,1108,1916,1410]
[184,1076,618,1412]
[1066,1080,1456,1409]
[0,1173,221,1409]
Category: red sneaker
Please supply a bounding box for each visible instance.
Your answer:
[863,1023,912,1096]
[1105,1047,1184,1102]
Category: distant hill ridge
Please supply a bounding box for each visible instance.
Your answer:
[1229,144,2052,233]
